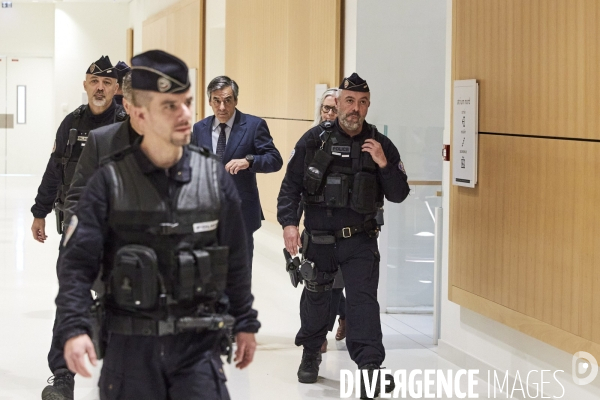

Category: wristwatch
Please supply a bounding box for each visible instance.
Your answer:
[245,154,255,168]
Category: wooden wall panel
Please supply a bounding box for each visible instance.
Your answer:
[142,0,204,120]
[449,135,600,359]
[226,0,341,223]
[454,0,600,139]
[225,0,341,121]
[450,0,600,361]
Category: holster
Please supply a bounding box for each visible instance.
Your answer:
[54,207,64,235]
[89,300,106,360]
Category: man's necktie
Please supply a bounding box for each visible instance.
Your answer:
[216,123,227,162]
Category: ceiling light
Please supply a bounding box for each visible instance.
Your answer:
[2,2,13,8]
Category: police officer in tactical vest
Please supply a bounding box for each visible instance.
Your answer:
[113,60,131,106]
[277,73,410,399]
[30,55,126,242]
[29,55,126,400]
[55,50,259,400]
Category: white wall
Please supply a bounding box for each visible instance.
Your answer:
[204,0,226,117]
[54,2,129,123]
[0,3,54,58]
[438,1,600,398]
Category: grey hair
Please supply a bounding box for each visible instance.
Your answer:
[207,76,239,101]
[312,88,339,127]
[121,71,133,103]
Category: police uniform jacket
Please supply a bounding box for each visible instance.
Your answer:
[63,119,138,222]
[55,143,260,347]
[192,110,283,233]
[30,100,125,219]
[277,119,410,231]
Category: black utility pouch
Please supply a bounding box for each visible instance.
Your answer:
[303,149,333,195]
[110,245,159,310]
[192,249,211,296]
[323,173,349,208]
[351,172,379,214]
[204,246,229,296]
[175,252,196,301]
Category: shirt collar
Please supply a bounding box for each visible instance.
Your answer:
[132,137,192,183]
[212,109,237,130]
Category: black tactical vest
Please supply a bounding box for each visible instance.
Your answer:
[57,104,127,205]
[303,123,383,214]
[102,147,227,319]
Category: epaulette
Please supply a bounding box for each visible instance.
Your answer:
[71,104,87,119]
[115,106,128,122]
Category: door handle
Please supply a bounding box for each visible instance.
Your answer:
[0,114,14,129]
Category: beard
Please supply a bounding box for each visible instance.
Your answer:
[91,97,107,107]
[339,111,363,132]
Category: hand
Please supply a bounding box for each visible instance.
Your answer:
[283,225,302,256]
[31,217,48,243]
[234,332,256,369]
[64,334,97,378]
[224,159,250,175]
[361,139,387,168]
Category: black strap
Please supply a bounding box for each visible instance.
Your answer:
[304,281,333,293]
[333,219,379,239]
[106,314,235,336]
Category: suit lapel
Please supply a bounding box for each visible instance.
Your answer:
[223,110,247,162]
[110,120,132,153]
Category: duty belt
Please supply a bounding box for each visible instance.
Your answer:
[107,314,235,336]
[309,219,379,243]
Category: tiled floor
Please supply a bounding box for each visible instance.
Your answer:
[0,175,492,399]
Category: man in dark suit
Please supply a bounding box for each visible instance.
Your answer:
[192,76,282,267]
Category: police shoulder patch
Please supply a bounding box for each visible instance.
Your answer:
[398,160,406,174]
[62,215,78,247]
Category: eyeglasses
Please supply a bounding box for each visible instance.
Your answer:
[321,105,338,114]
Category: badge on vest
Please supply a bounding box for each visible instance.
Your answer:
[193,220,219,233]
[331,145,351,158]
[77,136,88,142]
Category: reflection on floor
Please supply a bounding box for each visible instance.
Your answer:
[0,176,492,399]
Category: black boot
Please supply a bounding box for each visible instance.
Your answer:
[41,369,75,400]
[297,350,322,383]
[359,364,395,399]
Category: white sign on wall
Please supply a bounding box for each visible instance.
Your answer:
[452,79,479,188]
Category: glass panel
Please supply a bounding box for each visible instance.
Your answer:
[16,85,25,124]
[383,124,444,311]
[385,184,441,310]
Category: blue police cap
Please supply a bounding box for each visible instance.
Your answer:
[87,56,118,79]
[339,72,369,92]
[131,50,190,94]
[114,61,131,83]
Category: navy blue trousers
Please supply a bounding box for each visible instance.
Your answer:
[99,331,229,400]
[295,233,384,368]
